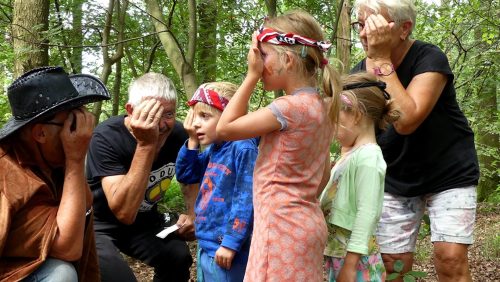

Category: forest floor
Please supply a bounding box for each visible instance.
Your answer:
[127,203,499,281]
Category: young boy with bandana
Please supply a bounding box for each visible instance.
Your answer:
[176,82,258,282]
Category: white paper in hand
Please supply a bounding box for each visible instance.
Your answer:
[156,224,180,239]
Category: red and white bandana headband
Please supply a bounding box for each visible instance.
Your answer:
[257,27,332,52]
[187,87,229,112]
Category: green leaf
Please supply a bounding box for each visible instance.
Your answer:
[403,275,416,282]
[386,273,400,281]
[394,260,404,272]
[407,271,428,278]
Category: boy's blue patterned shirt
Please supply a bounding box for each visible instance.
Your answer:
[176,138,258,257]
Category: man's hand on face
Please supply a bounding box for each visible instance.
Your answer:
[61,107,95,163]
[129,99,165,146]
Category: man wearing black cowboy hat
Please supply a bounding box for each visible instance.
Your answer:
[0,66,110,282]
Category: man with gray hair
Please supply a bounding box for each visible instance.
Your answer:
[86,73,197,282]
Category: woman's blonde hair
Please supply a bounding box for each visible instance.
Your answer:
[264,10,341,124]
[341,72,400,129]
[193,81,238,114]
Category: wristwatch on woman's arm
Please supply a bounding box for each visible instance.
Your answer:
[373,63,395,76]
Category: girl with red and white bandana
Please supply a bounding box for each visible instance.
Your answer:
[217,10,341,282]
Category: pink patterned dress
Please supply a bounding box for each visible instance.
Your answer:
[244,88,333,282]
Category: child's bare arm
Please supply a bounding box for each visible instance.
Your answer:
[337,252,361,282]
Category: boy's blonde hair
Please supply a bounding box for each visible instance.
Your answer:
[264,10,341,124]
[341,72,400,129]
[193,81,238,114]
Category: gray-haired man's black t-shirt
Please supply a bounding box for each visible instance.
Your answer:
[86,115,188,229]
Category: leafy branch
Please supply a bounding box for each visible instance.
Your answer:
[386,260,427,282]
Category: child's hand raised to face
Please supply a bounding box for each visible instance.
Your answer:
[246,31,264,80]
[183,108,199,149]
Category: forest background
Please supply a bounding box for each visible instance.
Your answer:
[0,0,497,202]
[0,0,498,280]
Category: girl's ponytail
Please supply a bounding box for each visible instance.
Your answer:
[321,63,341,125]
[379,99,400,130]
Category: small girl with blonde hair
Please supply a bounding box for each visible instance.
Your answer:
[216,10,341,282]
[320,72,399,282]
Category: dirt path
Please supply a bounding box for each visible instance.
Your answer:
[128,204,499,281]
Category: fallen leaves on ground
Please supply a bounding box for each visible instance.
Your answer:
[128,203,499,281]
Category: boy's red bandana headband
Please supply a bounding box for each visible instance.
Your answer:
[257,27,332,53]
[187,87,229,112]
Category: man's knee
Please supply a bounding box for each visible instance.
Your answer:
[151,242,192,282]
[149,240,192,271]
[95,234,136,282]
[167,241,193,269]
[25,258,78,282]
[178,246,193,269]
[51,261,78,282]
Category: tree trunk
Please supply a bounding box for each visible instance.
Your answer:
[145,0,198,97]
[70,0,84,73]
[112,60,122,116]
[265,0,277,17]
[12,0,49,77]
[197,0,217,83]
[336,0,350,73]
[93,0,126,122]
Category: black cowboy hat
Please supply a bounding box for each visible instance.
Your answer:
[0,66,110,141]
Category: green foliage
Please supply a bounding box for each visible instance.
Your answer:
[0,0,498,201]
[0,2,13,127]
[0,94,11,127]
[482,233,500,260]
[417,214,430,240]
[386,260,427,281]
[410,0,500,202]
[485,184,500,204]
[158,178,186,214]
[414,242,432,264]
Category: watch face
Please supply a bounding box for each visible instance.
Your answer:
[380,63,394,76]
[375,63,394,76]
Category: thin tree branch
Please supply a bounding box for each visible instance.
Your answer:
[167,0,176,29]
[0,6,11,22]
[8,28,171,48]
[54,0,74,72]
[128,0,188,64]
[329,0,345,57]
[145,40,161,73]
[187,0,196,65]
[124,44,139,77]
